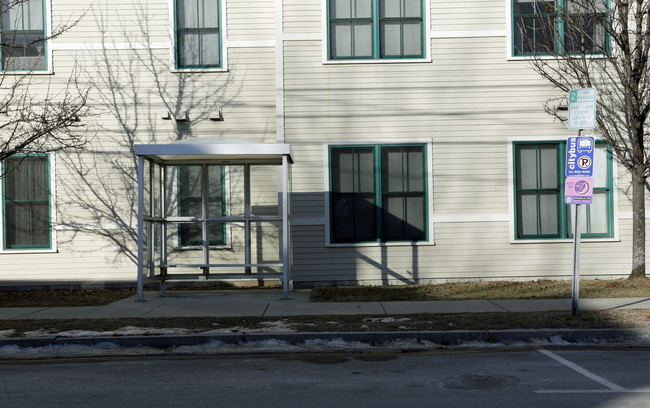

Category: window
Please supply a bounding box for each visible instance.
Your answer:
[328,0,424,60]
[0,0,46,70]
[2,155,51,249]
[178,165,225,246]
[512,0,608,56]
[329,144,427,243]
[513,141,613,240]
[175,0,220,69]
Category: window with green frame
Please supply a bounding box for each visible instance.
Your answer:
[328,0,424,60]
[512,0,609,56]
[3,155,51,250]
[175,0,220,69]
[330,144,427,243]
[513,141,613,240]
[178,165,225,246]
[0,0,46,71]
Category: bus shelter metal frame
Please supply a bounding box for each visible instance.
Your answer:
[134,138,293,301]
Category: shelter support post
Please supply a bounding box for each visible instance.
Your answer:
[137,156,145,302]
[281,155,291,300]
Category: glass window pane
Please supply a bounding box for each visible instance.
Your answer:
[380,22,401,56]
[5,202,29,247]
[518,193,538,236]
[26,0,43,30]
[587,191,608,234]
[513,15,556,54]
[330,0,352,18]
[179,32,200,66]
[405,147,423,191]
[402,22,421,55]
[30,202,49,245]
[29,156,47,200]
[405,195,425,238]
[380,0,401,17]
[180,166,202,197]
[355,194,376,239]
[354,0,372,17]
[201,0,219,27]
[4,158,26,200]
[516,145,538,189]
[207,222,225,245]
[353,23,372,57]
[592,145,607,187]
[539,145,558,189]
[383,196,404,238]
[332,149,353,192]
[513,0,535,14]
[330,23,352,58]
[200,31,220,65]
[382,148,403,192]
[178,0,199,28]
[208,166,222,198]
[332,194,354,240]
[405,0,421,17]
[180,222,203,245]
[539,192,559,235]
[356,149,374,192]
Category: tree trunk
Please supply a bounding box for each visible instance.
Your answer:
[629,167,646,279]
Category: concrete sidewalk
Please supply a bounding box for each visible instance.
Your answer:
[2,289,650,320]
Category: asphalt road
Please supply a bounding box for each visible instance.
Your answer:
[3,349,650,408]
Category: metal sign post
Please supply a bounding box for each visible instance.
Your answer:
[566,88,597,315]
[572,203,582,315]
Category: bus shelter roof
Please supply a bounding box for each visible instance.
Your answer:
[134,137,294,165]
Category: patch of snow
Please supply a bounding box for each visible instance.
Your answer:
[0,329,15,338]
[363,317,412,324]
[4,330,650,360]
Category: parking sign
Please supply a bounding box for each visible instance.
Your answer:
[568,88,597,130]
[566,136,594,177]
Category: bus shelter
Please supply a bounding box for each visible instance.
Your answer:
[134,137,293,301]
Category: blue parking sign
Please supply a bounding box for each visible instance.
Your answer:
[566,136,594,177]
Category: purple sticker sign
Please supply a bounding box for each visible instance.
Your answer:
[564,177,593,205]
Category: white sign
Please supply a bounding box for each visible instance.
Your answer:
[568,88,597,130]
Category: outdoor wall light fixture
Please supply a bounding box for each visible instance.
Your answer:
[209,109,224,121]
[556,104,569,111]
[174,111,189,122]
[161,111,189,122]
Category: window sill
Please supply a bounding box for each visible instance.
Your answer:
[326,241,435,248]
[1,68,53,75]
[507,53,609,62]
[172,245,232,251]
[510,237,620,244]
[0,248,56,254]
[171,67,228,73]
[323,58,431,65]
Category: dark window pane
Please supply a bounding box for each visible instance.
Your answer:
[176,0,220,67]
[3,155,50,248]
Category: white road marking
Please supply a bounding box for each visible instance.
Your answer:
[536,349,629,394]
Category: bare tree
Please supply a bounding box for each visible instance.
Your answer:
[518,0,650,278]
[57,3,236,263]
[0,0,91,162]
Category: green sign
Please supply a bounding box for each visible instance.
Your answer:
[568,88,597,130]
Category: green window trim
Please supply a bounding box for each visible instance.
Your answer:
[329,144,428,243]
[512,0,610,57]
[177,164,226,247]
[2,154,52,250]
[0,0,47,71]
[174,0,222,69]
[327,0,425,60]
[513,140,614,240]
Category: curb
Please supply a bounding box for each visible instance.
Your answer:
[2,328,650,350]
